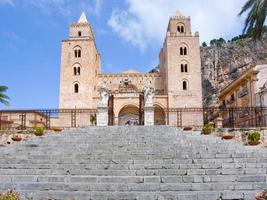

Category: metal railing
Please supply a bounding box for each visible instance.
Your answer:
[0,107,266,130]
[0,109,97,131]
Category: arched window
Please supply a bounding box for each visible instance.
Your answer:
[183,80,188,90]
[184,64,188,72]
[177,25,185,33]
[180,46,188,56]
[180,47,184,55]
[181,62,189,73]
[181,64,184,72]
[78,31,82,37]
[73,65,81,76]
[74,83,79,93]
[74,46,82,58]
[183,47,187,55]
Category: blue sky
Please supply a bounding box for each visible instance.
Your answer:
[0,0,259,109]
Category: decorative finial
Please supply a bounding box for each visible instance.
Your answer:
[78,12,88,23]
[176,10,183,16]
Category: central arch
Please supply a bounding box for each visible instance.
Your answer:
[154,105,165,125]
[118,105,139,126]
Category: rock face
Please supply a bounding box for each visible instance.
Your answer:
[1,126,267,200]
[201,33,267,106]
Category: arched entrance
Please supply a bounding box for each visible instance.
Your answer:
[154,105,165,125]
[118,105,139,126]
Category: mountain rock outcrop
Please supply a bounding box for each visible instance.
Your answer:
[201,33,267,106]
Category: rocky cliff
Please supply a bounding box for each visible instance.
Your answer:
[201,32,267,106]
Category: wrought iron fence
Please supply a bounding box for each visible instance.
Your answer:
[0,107,266,130]
[0,109,97,131]
[203,107,267,128]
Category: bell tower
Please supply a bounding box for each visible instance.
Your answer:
[59,12,101,109]
[159,11,203,108]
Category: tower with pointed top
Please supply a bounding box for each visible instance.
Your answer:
[160,11,203,109]
[59,12,101,109]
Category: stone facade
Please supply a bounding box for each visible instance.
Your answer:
[219,64,267,108]
[59,11,203,126]
[0,112,46,130]
[218,64,267,127]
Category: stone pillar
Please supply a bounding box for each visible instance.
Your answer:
[262,129,267,145]
[143,84,154,126]
[215,117,223,128]
[97,106,108,126]
[144,106,154,126]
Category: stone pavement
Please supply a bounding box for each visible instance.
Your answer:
[0,126,267,200]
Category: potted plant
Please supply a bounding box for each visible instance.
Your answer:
[202,124,213,135]
[222,132,234,140]
[51,127,63,132]
[0,189,20,200]
[184,126,193,131]
[34,126,44,137]
[222,129,234,140]
[11,134,22,142]
[247,130,261,145]
[255,189,267,200]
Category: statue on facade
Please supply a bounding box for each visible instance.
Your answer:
[143,85,154,107]
[99,83,109,107]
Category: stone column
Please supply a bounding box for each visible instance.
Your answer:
[97,105,108,126]
[144,106,154,126]
[97,83,109,126]
[214,117,223,128]
[143,85,154,126]
[262,130,267,145]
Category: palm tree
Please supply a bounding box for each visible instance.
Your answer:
[239,0,267,40]
[0,86,10,106]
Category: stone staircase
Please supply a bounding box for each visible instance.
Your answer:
[0,126,267,200]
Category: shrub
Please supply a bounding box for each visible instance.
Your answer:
[202,124,213,135]
[35,126,44,136]
[0,190,20,200]
[247,130,261,142]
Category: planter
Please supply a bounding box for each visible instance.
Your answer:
[51,127,63,132]
[11,135,22,142]
[202,132,212,135]
[248,140,260,146]
[34,132,44,137]
[183,127,193,131]
[34,127,44,137]
[222,135,234,140]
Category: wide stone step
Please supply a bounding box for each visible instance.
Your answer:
[1,175,267,184]
[6,190,262,200]
[0,126,267,199]
[1,182,267,191]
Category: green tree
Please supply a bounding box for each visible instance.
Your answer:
[0,86,10,106]
[210,39,217,46]
[202,42,207,47]
[239,0,267,40]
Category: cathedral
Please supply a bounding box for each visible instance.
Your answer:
[59,11,203,127]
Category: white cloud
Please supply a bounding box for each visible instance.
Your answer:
[108,0,247,50]
[79,0,103,17]
[0,0,103,17]
[0,0,15,6]
[23,0,72,16]
[93,0,103,16]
